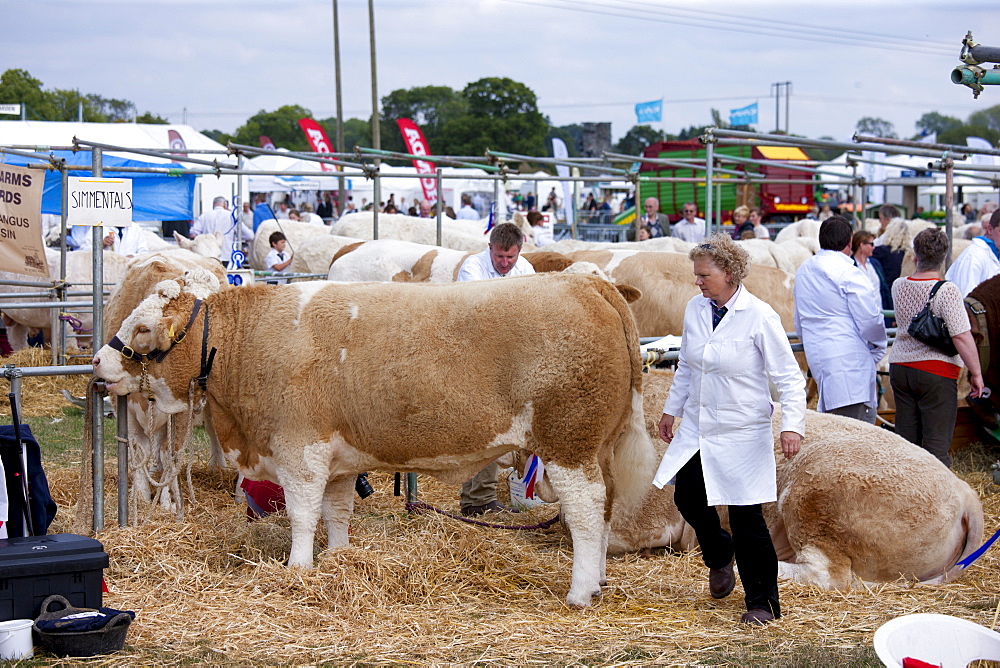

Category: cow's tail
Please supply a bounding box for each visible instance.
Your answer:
[593,276,657,512]
[926,485,985,584]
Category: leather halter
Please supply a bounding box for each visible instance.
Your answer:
[108,299,204,364]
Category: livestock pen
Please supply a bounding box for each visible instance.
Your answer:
[2,348,999,665]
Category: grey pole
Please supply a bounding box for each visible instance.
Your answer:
[333,0,346,219]
[373,172,380,240]
[55,167,69,364]
[944,159,955,270]
[705,137,715,235]
[117,395,128,526]
[435,168,443,247]
[91,147,105,533]
[368,0,380,152]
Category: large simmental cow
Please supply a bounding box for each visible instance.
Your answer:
[331,212,500,253]
[600,370,984,588]
[103,250,229,511]
[93,271,655,607]
[327,239,472,283]
[555,249,795,337]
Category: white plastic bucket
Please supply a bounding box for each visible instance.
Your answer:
[0,619,34,661]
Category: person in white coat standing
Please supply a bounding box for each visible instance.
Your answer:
[655,233,806,626]
[945,208,1000,296]
[794,215,888,423]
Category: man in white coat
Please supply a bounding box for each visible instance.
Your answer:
[190,196,253,264]
[455,222,535,515]
[794,216,888,423]
[946,208,1000,296]
[655,234,805,626]
[99,223,149,257]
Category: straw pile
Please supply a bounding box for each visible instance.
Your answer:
[0,347,91,418]
[33,441,1000,666]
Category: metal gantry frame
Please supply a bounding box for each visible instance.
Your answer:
[1,130,997,531]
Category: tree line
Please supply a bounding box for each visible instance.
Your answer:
[2,68,999,162]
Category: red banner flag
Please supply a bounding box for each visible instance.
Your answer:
[167,129,187,157]
[297,119,335,171]
[259,135,275,150]
[396,118,437,204]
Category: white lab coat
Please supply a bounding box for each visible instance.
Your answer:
[794,249,887,412]
[456,248,535,281]
[653,287,806,506]
[945,237,1000,297]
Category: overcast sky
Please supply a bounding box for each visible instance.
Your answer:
[4,0,998,146]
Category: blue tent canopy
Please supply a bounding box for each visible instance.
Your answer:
[1,150,195,221]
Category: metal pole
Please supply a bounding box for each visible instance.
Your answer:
[705,138,715,235]
[117,395,128,526]
[333,0,346,219]
[368,0,380,152]
[91,147,105,533]
[373,172,380,240]
[56,167,69,365]
[435,168,443,247]
[944,159,955,271]
[785,82,791,134]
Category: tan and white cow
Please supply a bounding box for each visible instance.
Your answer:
[103,249,229,511]
[327,239,473,283]
[602,370,984,588]
[249,219,362,275]
[551,249,796,337]
[93,272,656,607]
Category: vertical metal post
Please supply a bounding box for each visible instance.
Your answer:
[705,138,715,235]
[785,82,791,134]
[91,147,105,533]
[492,175,501,224]
[436,168,443,247]
[372,172,380,240]
[55,168,69,365]
[944,159,955,271]
[117,395,128,526]
[716,172,722,233]
[406,472,418,503]
[571,177,579,240]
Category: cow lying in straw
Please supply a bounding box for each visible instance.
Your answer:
[524,369,984,588]
[93,270,655,607]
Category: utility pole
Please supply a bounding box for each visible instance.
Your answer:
[770,81,792,133]
[368,0,380,151]
[333,0,346,216]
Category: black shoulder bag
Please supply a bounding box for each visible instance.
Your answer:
[907,280,959,357]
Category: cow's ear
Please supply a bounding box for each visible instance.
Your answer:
[616,284,642,304]
[158,311,189,347]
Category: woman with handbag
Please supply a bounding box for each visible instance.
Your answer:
[887,227,985,466]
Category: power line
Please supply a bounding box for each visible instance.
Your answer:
[498,0,955,57]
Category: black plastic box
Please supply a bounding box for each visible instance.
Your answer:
[0,534,108,622]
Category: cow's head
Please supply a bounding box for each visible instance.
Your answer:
[93,268,219,413]
[174,230,224,259]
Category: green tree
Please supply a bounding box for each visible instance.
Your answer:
[439,77,548,156]
[202,129,230,144]
[47,88,106,122]
[136,111,169,124]
[0,69,54,120]
[547,125,580,158]
[614,125,668,156]
[229,105,314,152]
[855,116,897,138]
[915,111,963,138]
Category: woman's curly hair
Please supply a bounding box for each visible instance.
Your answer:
[688,232,751,284]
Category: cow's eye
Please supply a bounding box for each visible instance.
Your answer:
[137,326,150,334]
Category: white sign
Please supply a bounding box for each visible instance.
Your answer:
[67,177,133,227]
[0,104,20,115]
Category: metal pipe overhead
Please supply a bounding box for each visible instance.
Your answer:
[603,151,762,179]
[855,133,1000,158]
[487,150,630,175]
[707,128,969,161]
[357,146,502,172]
[73,138,239,170]
[228,142,368,172]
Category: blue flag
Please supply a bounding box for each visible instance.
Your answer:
[729,102,758,126]
[635,99,662,124]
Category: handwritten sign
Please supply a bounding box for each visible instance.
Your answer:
[0,163,48,278]
[67,177,133,227]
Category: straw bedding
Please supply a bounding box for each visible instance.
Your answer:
[9,358,1000,665]
[29,445,1000,665]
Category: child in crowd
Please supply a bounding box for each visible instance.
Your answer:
[264,231,293,284]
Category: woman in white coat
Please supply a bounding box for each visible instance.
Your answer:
[655,233,806,626]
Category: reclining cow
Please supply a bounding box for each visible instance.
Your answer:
[93,270,656,607]
[603,370,984,588]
